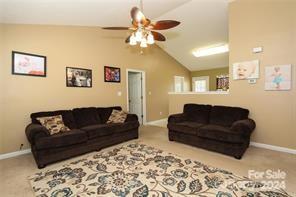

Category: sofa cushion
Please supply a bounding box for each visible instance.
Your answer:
[73,107,101,128]
[183,104,212,124]
[107,110,127,123]
[198,125,245,143]
[97,106,122,123]
[209,106,249,127]
[37,115,70,135]
[31,110,77,129]
[81,122,139,139]
[168,121,204,135]
[35,129,87,150]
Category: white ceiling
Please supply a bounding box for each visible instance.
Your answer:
[0,0,229,71]
[0,0,191,26]
[156,0,229,71]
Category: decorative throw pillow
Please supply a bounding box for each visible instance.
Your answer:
[37,115,70,135]
[107,110,127,124]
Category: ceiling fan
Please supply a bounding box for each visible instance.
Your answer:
[102,0,180,48]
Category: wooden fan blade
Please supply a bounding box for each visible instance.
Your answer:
[151,20,180,30]
[151,31,166,41]
[125,36,131,43]
[102,27,130,30]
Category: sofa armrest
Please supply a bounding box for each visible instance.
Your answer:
[230,119,256,135]
[168,113,187,124]
[125,114,138,123]
[25,123,50,145]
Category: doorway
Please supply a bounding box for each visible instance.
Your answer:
[126,69,146,125]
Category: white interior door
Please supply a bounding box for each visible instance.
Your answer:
[128,72,143,124]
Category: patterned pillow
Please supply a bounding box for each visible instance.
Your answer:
[37,115,70,135]
[107,110,128,124]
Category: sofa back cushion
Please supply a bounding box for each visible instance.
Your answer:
[73,107,101,128]
[97,106,122,123]
[183,104,212,124]
[31,110,77,129]
[209,105,249,127]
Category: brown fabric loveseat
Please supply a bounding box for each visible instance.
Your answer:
[26,106,139,168]
[168,104,256,159]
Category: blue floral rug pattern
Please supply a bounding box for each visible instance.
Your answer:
[29,143,293,197]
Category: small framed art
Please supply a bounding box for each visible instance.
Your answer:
[12,51,47,77]
[66,67,92,88]
[233,60,259,80]
[104,66,121,83]
[265,65,292,91]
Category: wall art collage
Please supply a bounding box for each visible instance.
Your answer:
[11,51,121,88]
[233,59,292,91]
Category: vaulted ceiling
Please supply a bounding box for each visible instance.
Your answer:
[0,0,229,71]
[155,0,229,71]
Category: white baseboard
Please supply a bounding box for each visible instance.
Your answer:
[145,118,168,126]
[0,149,31,160]
[250,142,296,154]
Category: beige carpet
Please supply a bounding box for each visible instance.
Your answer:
[0,126,295,196]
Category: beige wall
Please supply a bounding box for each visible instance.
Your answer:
[0,24,4,153]
[191,67,229,91]
[0,24,190,154]
[169,0,296,149]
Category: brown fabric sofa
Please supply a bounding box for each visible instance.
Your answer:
[26,106,139,168]
[168,104,256,159]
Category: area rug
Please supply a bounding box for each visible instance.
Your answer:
[29,143,292,197]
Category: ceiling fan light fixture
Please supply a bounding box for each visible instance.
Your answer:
[129,34,137,45]
[140,38,148,48]
[147,32,154,44]
[193,44,229,57]
[102,4,180,50]
[135,30,143,42]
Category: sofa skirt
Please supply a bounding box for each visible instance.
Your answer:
[32,129,138,168]
[169,130,249,159]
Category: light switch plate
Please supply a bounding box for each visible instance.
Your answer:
[253,47,263,53]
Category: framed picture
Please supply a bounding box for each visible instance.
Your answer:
[12,51,46,77]
[265,64,292,91]
[104,66,121,83]
[216,75,229,91]
[66,67,92,88]
[233,60,259,80]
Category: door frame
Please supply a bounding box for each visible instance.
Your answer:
[126,69,147,124]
